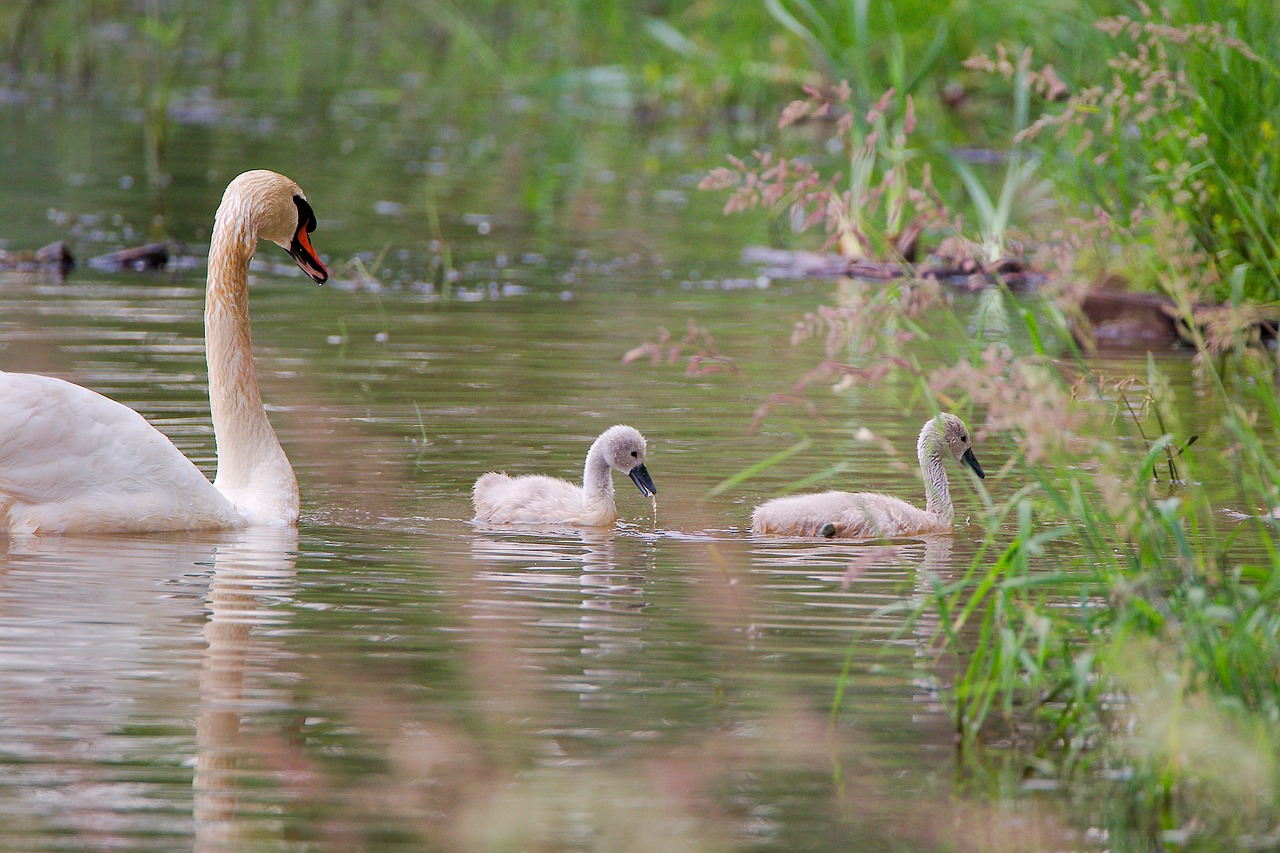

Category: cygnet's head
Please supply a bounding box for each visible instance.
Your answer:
[219,169,328,284]
[932,413,985,479]
[594,424,657,497]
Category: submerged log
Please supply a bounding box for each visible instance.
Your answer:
[0,241,75,278]
[741,245,1043,290]
[742,247,1280,350]
[1076,289,1186,349]
[87,241,173,272]
[1075,278,1279,349]
[742,247,852,279]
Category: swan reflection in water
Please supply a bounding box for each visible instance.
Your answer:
[0,527,299,852]
[747,532,958,730]
[469,528,654,707]
[194,526,299,852]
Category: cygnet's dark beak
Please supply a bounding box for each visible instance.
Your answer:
[288,195,328,284]
[962,448,985,479]
[628,463,657,497]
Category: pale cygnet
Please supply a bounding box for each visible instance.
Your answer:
[473,424,657,526]
[751,413,985,539]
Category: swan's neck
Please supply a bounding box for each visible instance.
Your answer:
[205,214,298,522]
[581,442,617,514]
[918,425,953,523]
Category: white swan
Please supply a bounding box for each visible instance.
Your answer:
[0,169,329,534]
[473,424,657,526]
[751,413,985,539]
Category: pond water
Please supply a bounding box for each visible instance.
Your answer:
[0,93,1259,851]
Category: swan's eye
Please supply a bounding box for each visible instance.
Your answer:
[960,433,968,443]
[630,451,638,457]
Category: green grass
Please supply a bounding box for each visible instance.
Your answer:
[820,284,1280,848]
[1022,1,1280,301]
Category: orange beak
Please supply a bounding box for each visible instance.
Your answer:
[288,195,328,284]
[289,223,328,284]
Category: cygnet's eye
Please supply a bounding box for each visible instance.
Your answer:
[960,433,968,443]
[630,450,638,457]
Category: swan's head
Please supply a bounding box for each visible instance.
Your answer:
[221,170,329,284]
[595,424,657,497]
[933,413,985,479]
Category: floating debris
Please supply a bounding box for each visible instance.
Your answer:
[0,241,75,278]
[87,241,175,272]
[740,245,1043,290]
[1078,288,1185,349]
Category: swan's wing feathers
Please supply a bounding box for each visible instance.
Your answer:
[0,373,235,532]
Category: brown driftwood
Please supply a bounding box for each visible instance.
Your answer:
[0,241,75,277]
[1076,289,1186,349]
[741,246,1042,290]
[742,247,1280,350]
[87,241,173,272]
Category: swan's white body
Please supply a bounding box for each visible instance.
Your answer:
[0,170,328,534]
[751,414,985,539]
[473,425,657,526]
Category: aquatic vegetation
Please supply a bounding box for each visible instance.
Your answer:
[947,47,1050,266]
[0,1,803,118]
[913,274,1280,847]
[700,80,950,262]
[692,7,1280,845]
[777,277,1280,846]
[622,321,740,376]
[1019,3,1280,302]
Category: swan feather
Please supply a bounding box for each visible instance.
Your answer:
[0,373,238,533]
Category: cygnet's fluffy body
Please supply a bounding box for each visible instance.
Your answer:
[751,413,984,539]
[473,424,657,526]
